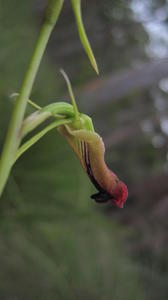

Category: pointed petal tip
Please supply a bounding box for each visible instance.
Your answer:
[94,64,99,75]
[71,0,99,75]
[90,57,99,75]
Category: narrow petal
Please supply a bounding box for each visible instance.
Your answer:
[71,0,99,74]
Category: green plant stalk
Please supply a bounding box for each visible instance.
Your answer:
[0,0,64,197]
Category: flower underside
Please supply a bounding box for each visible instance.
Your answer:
[58,125,128,208]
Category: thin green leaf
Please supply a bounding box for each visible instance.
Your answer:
[71,0,99,74]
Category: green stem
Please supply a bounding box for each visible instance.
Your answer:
[0,0,64,197]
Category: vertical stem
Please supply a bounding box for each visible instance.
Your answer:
[0,0,64,197]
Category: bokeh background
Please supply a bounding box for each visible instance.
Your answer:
[0,0,168,299]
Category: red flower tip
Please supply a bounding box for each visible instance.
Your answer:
[111,181,128,208]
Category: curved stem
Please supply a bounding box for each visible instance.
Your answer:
[0,0,64,197]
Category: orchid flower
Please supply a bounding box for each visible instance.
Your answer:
[58,71,128,207]
[15,71,128,208]
[58,125,128,208]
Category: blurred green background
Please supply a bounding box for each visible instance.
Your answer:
[0,0,168,299]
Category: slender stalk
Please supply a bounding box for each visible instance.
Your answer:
[0,0,64,196]
[11,94,42,110]
[60,69,79,119]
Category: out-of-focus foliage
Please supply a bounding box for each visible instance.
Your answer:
[0,0,168,299]
[0,217,145,300]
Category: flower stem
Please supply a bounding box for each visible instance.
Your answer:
[0,0,64,197]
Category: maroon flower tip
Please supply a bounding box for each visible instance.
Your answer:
[112,181,128,208]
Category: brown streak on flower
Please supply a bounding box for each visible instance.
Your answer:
[58,125,128,208]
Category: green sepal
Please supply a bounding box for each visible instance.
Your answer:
[71,0,99,74]
[21,102,75,138]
